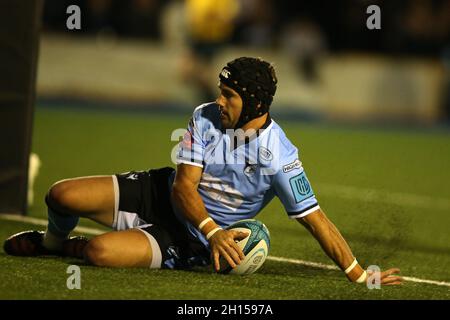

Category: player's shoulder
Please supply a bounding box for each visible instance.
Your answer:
[262,119,298,158]
[193,102,220,121]
[190,102,221,131]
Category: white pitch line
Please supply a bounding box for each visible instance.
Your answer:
[266,256,450,288]
[1,213,450,288]
[266,256,339,271]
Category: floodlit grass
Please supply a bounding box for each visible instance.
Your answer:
[1,105,449,299]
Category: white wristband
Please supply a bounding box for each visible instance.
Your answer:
[356,271,368,283]
[198,217,213,230]
[344,258,358,274]
[206,227,222,240]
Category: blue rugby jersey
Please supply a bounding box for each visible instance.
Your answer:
[169,102,320,247]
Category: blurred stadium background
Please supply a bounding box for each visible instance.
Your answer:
[38,0,450,123]
[0,0,449,299]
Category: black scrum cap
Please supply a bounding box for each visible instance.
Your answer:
[219,57,277,128]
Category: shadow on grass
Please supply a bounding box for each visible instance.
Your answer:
[275,226,450,257]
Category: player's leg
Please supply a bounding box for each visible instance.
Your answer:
[79,168,208,269]
[46,175,116,226]
[83,224,208,269]
[42,175,116,251]
[83,229,154,268]
[3,175,117,257]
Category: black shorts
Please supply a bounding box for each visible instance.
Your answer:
[113,167,210,269]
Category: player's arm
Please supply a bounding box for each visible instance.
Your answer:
[297,208,403,285]
[171,163,247,271]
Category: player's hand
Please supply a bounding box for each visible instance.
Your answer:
[209,229,248,272]
[367,268,403,286]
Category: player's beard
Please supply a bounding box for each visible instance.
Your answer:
[220,110,233,129]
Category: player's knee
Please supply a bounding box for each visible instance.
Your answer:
[83,238,110,267]
[46,180,80,212]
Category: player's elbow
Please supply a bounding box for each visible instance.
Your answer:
[297,208,327,234]
[171,181,182,200]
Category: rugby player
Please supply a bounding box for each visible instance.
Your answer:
[4,57,402,285]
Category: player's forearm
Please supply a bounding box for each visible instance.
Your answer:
[310,219,354,269]
[299,211,365,282]
[171,182,220,236]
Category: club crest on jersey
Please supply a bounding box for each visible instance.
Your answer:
[259,147,273,161]
[220,68,231,79]
[283,159,302,173]
[244,163,258,177]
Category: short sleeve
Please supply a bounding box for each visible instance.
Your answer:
[175,108,205,168]
[273,150,320,219]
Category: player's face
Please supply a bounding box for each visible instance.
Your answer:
[216,83,243,129]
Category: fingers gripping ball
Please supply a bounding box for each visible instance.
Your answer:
[219,219,270,275]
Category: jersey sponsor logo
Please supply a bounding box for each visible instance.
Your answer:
[289,171,314,203]
[283,159,302,173]
[220,68,231,79]
[259,146,273,161]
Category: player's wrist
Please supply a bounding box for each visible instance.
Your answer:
[355,270,368,283]
[198,217,222,239]
[206,227,222,240]
[198,217,213,230]
[344,258,367,283]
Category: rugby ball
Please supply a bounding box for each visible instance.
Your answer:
[219,219,270,275]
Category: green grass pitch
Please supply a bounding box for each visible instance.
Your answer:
[1,105,449,299]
